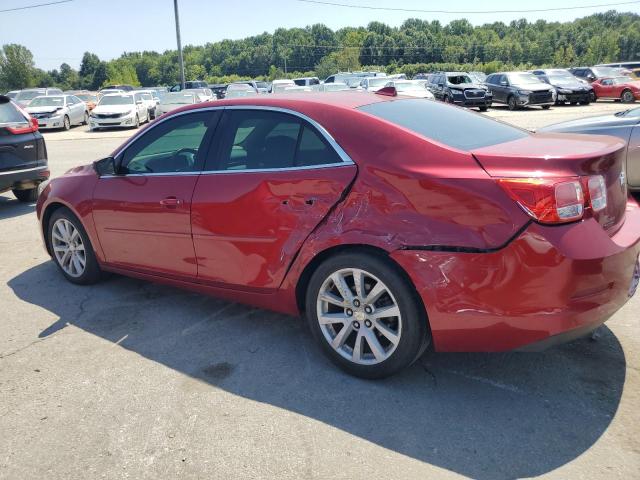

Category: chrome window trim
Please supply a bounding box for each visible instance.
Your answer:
[106,104,354,179]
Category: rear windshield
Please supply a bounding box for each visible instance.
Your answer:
[0,101,28,125]
[358,99,528,151]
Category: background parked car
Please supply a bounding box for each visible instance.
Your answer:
[540,106,640,191]
[318,82,350,92]
[155,92,199,116]
[569,66,619,83]
[101,84,134,92]
[270,79,296,93]
[26,95,88,130]
[98,88,126,98]
[184,88,215,102]
[135,90,159,119]
[74,92,99,111]
[293,77,320,88]
[360,76,393,92]
[14,88,63,107]
[4,90,19,100]
[591,76,640,103]
[485,72,554,110]
[427,72,492,111]
[324,71,386,88]
[0,95,49,202]
[169,80,208,92]
[532,69,593,105]
[386,80,435,99]
[225,83,258,98]
[89,93,149,130]
[209,83,229,99]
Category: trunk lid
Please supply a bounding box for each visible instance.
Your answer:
[472,132,628,234]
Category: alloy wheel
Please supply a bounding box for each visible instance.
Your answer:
[316,268,402,365]
[622,90,635,103]
[51,218,86,278]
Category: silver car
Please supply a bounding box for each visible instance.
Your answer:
[25,95,88,130]
[540,106,640,191]
[14,87,63,107]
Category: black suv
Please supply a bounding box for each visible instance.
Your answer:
[0,96,49,202]
[485,72,555,110]
[427,72,492,111]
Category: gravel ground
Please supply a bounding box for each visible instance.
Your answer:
[1,101,639,480]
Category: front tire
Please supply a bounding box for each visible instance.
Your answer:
[12,188,38,203]
[305,252,430,379]
[507,95,518,111]
[48,207,102,285]
[133,114,140,128]
[62,115,70,131]
[542,105,551,109]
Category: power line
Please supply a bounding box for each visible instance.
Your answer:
[0,0,73,13]
[293,0,640,14]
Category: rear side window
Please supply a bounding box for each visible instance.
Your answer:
[213,110,343,171]
[0,100,28,125]
[358,99,528,151]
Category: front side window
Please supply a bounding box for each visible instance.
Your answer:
[120,111,217,174]
[213,110,343,171]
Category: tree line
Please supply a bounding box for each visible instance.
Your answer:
[1,10,638,91]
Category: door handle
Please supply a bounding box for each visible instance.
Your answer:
[160,197,182,208]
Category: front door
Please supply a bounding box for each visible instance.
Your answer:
[92,110,220,278]
[191,108,357,290]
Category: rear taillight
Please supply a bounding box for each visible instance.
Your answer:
[6,117,38,134]
[587,175,607,212]
[497,177,584,224]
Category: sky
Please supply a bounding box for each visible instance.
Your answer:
[1,0,639,70]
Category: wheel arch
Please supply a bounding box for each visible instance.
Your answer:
[294,244,429,329]
[41,202,68,255]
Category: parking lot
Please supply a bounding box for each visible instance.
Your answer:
[1,102,639,479]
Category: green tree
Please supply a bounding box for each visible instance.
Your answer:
[0,44,35,90]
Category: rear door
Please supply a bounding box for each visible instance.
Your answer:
[191,108,357,290]
[92,110,220,277]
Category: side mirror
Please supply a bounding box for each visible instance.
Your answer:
[93,156,117,176]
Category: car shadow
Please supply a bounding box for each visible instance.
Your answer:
[0,195,35,220]
[8,262,626,480]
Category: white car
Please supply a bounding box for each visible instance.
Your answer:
[184,88,215,102]
[89,93,149,130]
[318,82,350,92]
[270,79,296,93]
[225,83,258,98]
[155,92,198,116]
[360,76,393,92]
[387,80,435,99]
[26,95,88,130]
[135,90,159,119]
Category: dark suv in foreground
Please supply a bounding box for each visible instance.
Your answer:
[485,72,555,110]
[427,72,492,110]
[0,96,49,202]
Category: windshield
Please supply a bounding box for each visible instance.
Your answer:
[76,94,97,102]
[546,70,574,78]
[16,91,44,102]
[28,96,65,107]
[547,75,577,83]
[447,74,473,85]
[255,82,269,89]
[162,94,195,104]
[228,84,254,91]
[592,67,618,77]
[98,95,134,106]
[507,73,544,85]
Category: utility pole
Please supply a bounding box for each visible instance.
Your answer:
[173,0,185,90]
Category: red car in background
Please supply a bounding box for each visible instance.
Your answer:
[36,91,640,378]
[592,76,640,103]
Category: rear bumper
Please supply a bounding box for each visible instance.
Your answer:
[0,165,50,193]
[391,199,640,352]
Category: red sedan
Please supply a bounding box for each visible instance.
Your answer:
[592,76,640,103]
[36,91,640,378]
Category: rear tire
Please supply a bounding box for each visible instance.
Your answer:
[47,207,102,285]
[479,106,488,112]
[82,111,89,125]
[507,95,518,111]
[305,252,430,379]
[12,188,38,203]
[622,89,635,103]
